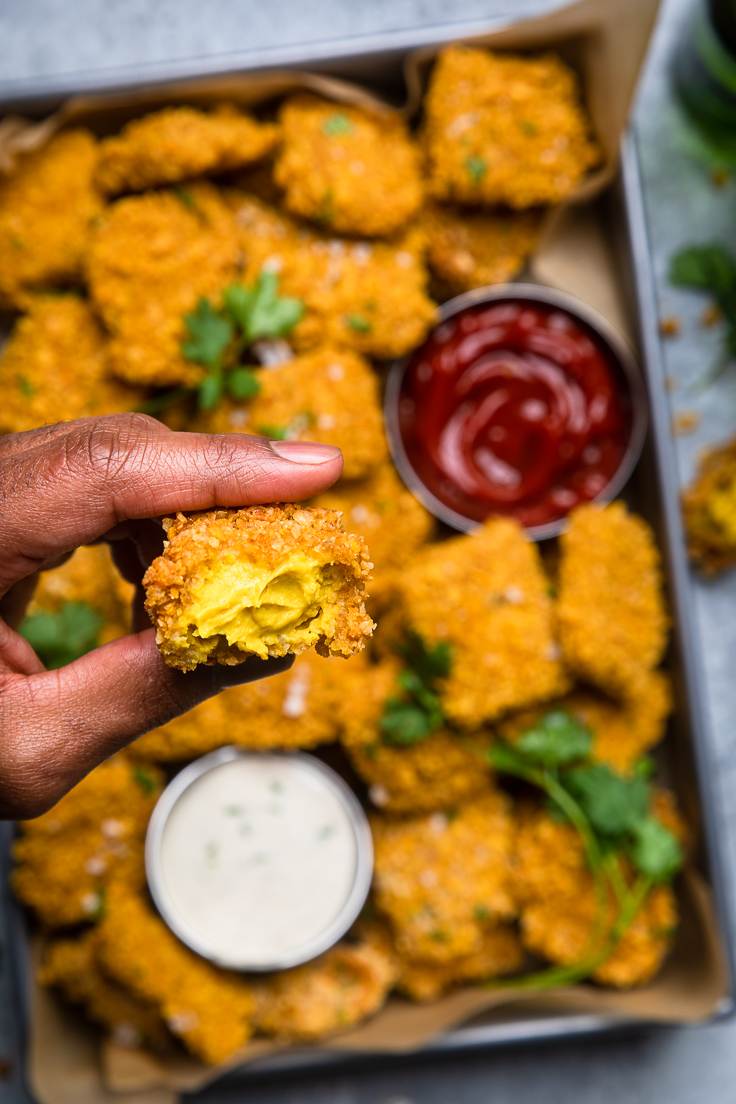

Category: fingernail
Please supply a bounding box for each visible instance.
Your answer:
[269,440,341,465]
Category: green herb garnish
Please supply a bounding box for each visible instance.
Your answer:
[344,313,373,334]
[519,119,539,136]
[380,632,452,746]
[16,374,35,397]
[182,297,233,370]
[173,186,199,214]
[20,600,103,669]
[465,154,488,184]
[255,411,314,441]
[514,709,592,768]
[132,766,158,796]
[670,243,736,382]
[323,113,353,136]
[223,271,304,343]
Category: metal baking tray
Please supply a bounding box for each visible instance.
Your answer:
[1,18,735,1094]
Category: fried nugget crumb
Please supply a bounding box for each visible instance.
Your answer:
[673,410,700,436]
[659,316,681,338]
[397,924,525,1000]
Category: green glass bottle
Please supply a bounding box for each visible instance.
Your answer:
[674,0,736,164]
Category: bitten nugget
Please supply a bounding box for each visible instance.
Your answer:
[372,794,516,963]
[144,505,374,670]
[398,518,567,728]
[97,884,255,1064]
[557,504,668,700]
[86,185,240,387]
[0,297,140,434]
[422,203,542,295]
[254,938,396,1041]
[397,925,525,1000]
[423,47,599,208]
[96,106,278,195]
[230,193,437,358]
[513,806,677,987]
[682,436,736,574]
[195,347,388,480]
[341,661,493,814]
[275,95,423,237]
[0,130,102,306]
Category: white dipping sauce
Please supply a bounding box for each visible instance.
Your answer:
[150,753,368,970]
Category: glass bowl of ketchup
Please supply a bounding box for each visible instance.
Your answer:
[385,284,647,540]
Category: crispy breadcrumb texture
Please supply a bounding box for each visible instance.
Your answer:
[341,660,493,813]
[274,95,423,237]
[0,130,102,307]
[0,296,141,434]
[372,793,516,963]
[682,437,736,575]
[86,185,240,386]
[27,543,134,646]
[513,806,677,987]
[229,192,437,358]
[143,505,374,670]
[195,347,388,480]
[398,518,568,728]
[557,503,668,700]
[254,937,397,1041]
[96,105,278,195]
[422,203,542,295]
[423,47,599,208]
[397,924,525,1000]
[97,883,255,1064]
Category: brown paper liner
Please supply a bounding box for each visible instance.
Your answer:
[11,0,728,1099]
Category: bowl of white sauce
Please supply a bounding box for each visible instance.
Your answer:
[145,748,373,972]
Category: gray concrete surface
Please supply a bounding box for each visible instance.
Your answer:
[3,1,736,1101]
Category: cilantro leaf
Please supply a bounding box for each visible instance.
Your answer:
[197,372,225,411]
[256,423,289,440]
[670,244,736,295]
[380,632,452,747]
[344,313,372,333]
[515,710,592,768]
[16,374,35,397]
[629,817,683,882]
[227,367,261,400]
[224,273,304,343]
[398,631,452,683]
[132,766,158,796]
[381,700,434,745]
[20,601,103,669]
[323,113,353,136]
[465,155,487,184]
[182,298,233,369]
[488,742,535,776]
[565,764,650,837]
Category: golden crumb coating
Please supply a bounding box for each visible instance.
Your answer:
[557,504,668,701]
[274,95,423,237]
[499,671,672,775]
[254,937,397,1041]
[133,650,360,759]
[195,347,388,480]
[40,931,171,1051]
[97,883,255,1064]
[422,203,542,294]
[397,924,525,1000]
[0,296,141,434]
[230,193,437,358]
[397,518,567,728]
[312,463,435,599]
[86,185,240,387]
[341,660,493,813]
[96,105,278,195]
[513,806,677,987]
[423,47,599,208]
[0,130,102,306]
[144,505,374,670]
[682,437,736,575]
[26,543,134,646]
[372,793,516,963]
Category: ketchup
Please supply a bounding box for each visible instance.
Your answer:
[398,300,633,530]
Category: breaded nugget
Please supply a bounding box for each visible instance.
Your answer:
[144,505,374,670]
[254,938,396,1041]
[397,924,525,1001]
[96,105,278,195]
[40,930,171,1050]
[230,193,437,358]
[397,518,567,729]
[557,504,668,701]
[0,130,102,306]
[312,463,434,599]
[195,347,388,480]
[341,660,493,813]
[97,883,255,1064]
[513,806,677,987]
[422,203,542,294]
[682,437,736,575]
[0,295,140,434]
[499,671,672,775]
[133,650,358,759]
[372,793,516,963]
[423,47,599,208]
[87,185,240,387]
[274,95,423,237]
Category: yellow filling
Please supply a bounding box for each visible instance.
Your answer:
[187,553,339,659]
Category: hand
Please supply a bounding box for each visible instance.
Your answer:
[0,413,343,818]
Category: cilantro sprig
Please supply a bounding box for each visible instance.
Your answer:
[380,632,452,746]
[669,242,736,382]
[20,601,103,669]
